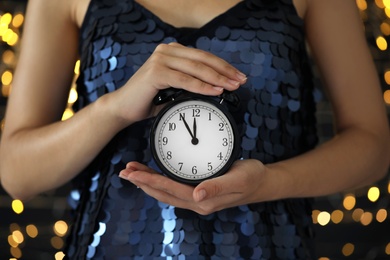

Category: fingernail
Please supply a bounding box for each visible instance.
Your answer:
[196,189,207,201]
[213,86,224,92]
[236,72,247,82]
[119,171,129,179]
[228,79,240,88]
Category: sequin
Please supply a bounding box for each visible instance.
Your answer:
[66,0,318,259]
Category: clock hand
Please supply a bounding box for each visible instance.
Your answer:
[180,114,195,140]
[192,117,199,145]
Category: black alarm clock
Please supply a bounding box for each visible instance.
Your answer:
[150,89,240,185]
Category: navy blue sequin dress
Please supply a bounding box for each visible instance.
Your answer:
[65,0,318,259]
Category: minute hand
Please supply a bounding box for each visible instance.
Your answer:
[180,114,194,139]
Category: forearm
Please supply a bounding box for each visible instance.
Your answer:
[264,126,390,201]
[0,93,128,200]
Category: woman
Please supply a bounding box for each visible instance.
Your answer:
[1,0,389,258]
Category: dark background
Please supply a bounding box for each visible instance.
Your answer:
[1,0,390,259]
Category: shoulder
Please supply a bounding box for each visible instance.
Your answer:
[69,0,91,28]
[292,0,308,19]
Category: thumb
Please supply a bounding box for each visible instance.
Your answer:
[193,178,224,202]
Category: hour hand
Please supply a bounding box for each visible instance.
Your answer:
[192,117,199,145]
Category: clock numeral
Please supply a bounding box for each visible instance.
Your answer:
[162,137,168,145]
[192,109,200,117]
[192,166,198,175]
[217,152,223,160]
[166,151,172,160]
[219,123,225,131]
[208,162,213,171]
[208,113,212,121]
[178,162,183,171]
[222,138,228,146]
[168,123,176,131]
[179,113,185,121]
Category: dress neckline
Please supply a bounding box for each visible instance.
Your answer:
[133,0,246,33]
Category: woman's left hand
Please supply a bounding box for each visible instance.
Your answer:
[119,159,267,215]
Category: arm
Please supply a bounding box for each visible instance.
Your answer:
[0,0,246,200]
[0,0,125,200]
[119,0,390,215]
[271,0,390,198]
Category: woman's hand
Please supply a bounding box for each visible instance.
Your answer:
[119,159,268,215]
[109,42,247,125]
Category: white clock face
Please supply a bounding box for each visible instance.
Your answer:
[152,99,236,183]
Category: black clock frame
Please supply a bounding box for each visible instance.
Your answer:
[150,94,240,185]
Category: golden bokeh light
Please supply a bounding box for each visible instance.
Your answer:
[11,200,24,214]
[367,186,380,202]
[54,220,68,237]
[1,70,13,85]
[10,247,22,259]
[74,60,80,75]
[26,224,38,238]
[2,49,15,64]
[7,32,19,46]
[386,242,390,255]
[62,108,74,121]
[356,0,368,10]
[0,13,12,26]
[360,211,373,226]
[384,90,390,104]
[12,13,24,28]
[376,0,386,8]
[352,208,364,222]
[380,22,390,35]
[342,243,355,257]
[312,209,320,224]
[385,70,390,84]
[55,251,66,260]
[331,210,344,224]
[68,88,78,104]
[12,230,24,244]
[343,194,356,210]
[376,209,387,223]
[8,235,18,248]
[51,236,64,249]
[376,36,388,50]
[317,211,331,226]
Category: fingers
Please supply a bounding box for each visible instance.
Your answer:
[119,160,262,215]
[152,43,247,94]
[120,161,195,201]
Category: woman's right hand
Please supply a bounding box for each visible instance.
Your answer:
[109,42,247,125]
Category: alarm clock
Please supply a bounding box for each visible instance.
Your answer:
[150,89,240,185]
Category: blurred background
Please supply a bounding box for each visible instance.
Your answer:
[0,0,390,259]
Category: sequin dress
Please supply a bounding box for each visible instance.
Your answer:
[65,0,318,259]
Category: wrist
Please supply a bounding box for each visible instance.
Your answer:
[261,162,295,201]
[93,92,133,132]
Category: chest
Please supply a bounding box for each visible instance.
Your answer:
[134,0,243,28]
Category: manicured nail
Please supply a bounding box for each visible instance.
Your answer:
[236,72,247,82]
[228,79,240,88]
[213,86,224,92]
[119,171,129,179]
